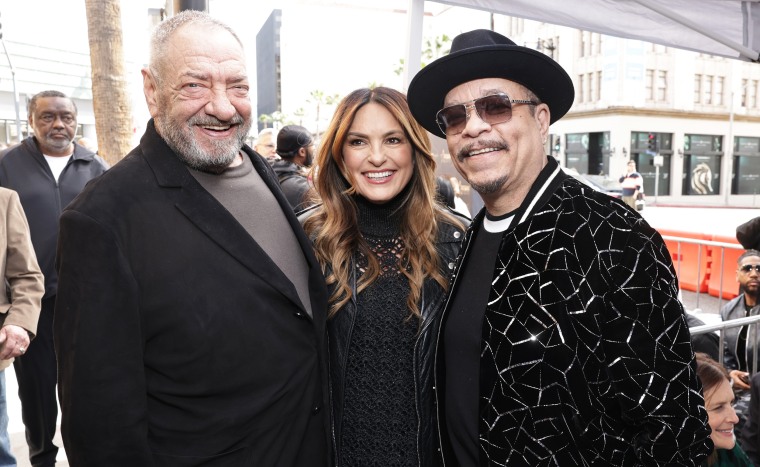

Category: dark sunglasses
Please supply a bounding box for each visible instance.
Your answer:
[740,264,760,273]
[435,93,539,136]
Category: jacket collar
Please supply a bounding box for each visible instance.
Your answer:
[508,156,567,230]
[27,136,98,162]
[471,156,567,232]
[138,119,319,315]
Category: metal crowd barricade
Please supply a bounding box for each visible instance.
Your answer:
[660,235,745,311]
[690,314,760,375]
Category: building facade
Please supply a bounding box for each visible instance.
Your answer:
[503,17,760,207]
[0,40,95,146]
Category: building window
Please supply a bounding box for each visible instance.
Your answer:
[646,69,655,100]
[704,75,713,105]
[580,31,587,57]
[587,73,593,102]
[742,78,748,107]
[716,76,724,106]
[578,74,585,102]
[751,80,759,108]
[507,17,524,36]
[551,36,559,61]
[694,75,702,104]
[596,71,602,101]
[657,70,667,102]
[591,33,601,55]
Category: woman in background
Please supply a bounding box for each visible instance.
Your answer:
[302,87,467,466]
[695,352,752,466]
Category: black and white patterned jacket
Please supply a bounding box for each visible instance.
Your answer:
[436,156,712,466]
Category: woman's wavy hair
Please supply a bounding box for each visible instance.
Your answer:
[303,86,463,320]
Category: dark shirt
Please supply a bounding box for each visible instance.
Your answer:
[619,171,642,197]
[339,195,417,466]
[444,213,509,465]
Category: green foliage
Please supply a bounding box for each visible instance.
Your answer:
[393,34,451,76]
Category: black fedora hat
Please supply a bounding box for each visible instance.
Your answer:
[407,29,574,138]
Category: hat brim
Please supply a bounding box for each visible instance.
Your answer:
[408,45,575,138]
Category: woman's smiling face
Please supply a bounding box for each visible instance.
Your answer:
[705,378,739,450]
[342,102,414,204]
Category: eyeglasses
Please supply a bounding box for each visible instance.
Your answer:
[435,93,539,136]
[739,264,760,273]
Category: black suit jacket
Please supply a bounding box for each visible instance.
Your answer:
[54,121,330,466]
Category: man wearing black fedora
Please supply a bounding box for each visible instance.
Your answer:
[407,29,711,466]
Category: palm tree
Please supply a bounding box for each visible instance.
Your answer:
[84,0,133,165]
[308,90,340,138]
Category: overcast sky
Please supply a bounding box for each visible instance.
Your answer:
[2,0,493,135]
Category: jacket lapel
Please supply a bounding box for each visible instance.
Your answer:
[139,120,324,314]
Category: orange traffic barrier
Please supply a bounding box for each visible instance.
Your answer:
[657,228,711,293]
[708,234,742,300]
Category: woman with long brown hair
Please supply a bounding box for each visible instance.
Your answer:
[302,87,467,466]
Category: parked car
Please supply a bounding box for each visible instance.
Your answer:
[561,167,646,210]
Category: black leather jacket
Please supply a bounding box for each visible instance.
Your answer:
[328,212,468,467]
[720,294,760,371]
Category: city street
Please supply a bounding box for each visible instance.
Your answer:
[1,205,757,466]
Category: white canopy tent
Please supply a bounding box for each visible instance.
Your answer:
[403,0,760,86]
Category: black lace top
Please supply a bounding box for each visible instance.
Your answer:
[340,194,419,466]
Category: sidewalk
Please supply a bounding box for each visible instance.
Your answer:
[5,368,67,467]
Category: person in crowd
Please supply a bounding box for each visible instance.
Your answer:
[272,124,315,212]
[301,86,468,466]
[618,159,643,210]
[448,176,472,217]
[0,89,108,467]
[53,11,329,466]
[719,250,760,432]
[254,128,278,162]
[406,29,711,465]
[76,137,97,153]
[435,176,456,210]
[695,353,753,466]
[737,216,760,251]
[686,313,722,362]
[0,187,44,467]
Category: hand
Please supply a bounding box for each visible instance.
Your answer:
[730,370,751,390]
[0,325,30,360]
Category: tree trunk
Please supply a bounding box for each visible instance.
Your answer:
[84,0,133,166]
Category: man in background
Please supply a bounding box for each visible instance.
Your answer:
[254,128,278,162]
[0,90,108,467]
[619,159,642,210]
[719,250,760,436]
[54,11,329,466]
[272,125,315,212]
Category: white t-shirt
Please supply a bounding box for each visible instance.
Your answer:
[43,154,72,181]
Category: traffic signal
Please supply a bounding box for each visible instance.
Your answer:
[647,133,657,152]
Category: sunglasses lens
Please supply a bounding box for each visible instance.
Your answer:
[437,106,467,135]
[436,94,515,135]
[741,264,760,273]
[475,95,513,125]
